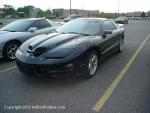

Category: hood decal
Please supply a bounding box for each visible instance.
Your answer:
[29,33,60,49]
[30,33,81,51]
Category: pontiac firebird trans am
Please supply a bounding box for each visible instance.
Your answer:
[15,18,125,78]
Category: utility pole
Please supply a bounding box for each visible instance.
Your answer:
[82,4,84,16]
[118,0,120,14]
[70,0,72,15]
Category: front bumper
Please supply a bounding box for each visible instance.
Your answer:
[16,58,78,75]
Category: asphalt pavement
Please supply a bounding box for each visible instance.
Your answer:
[0,20,150,113]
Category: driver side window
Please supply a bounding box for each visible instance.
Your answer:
[103,21,117,31]
[31,20,51,30]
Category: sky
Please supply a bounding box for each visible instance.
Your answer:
[0,0,150,13]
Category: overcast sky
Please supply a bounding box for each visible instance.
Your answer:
[0,0,150,13]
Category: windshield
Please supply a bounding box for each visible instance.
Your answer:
[1,19,34,32]
[57,19,101,36]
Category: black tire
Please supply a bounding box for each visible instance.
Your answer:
[3,41,21,61]
[33,69,47,78]
[117,38,124,53]
[82,51,99,78]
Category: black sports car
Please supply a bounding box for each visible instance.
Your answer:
[16,18,125,78]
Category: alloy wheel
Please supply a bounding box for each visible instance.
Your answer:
[88,53,98,75]
[6,44,19,60]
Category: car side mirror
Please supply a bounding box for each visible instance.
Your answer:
[103,30,112,38]
[28,27,38,32]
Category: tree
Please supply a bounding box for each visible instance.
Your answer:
[17,5,34,17]
[37,9,44,17]
[2,5,16,17]
[147,11,150,17]
[75,10,79,15]
[141,11,146,17]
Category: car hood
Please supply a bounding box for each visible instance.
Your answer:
[20,33,92,55]
[17,33,102,64]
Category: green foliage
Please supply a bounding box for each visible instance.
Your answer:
[1,4,50,18]
[2,4,149,19]
[75,10,79,14]
[147,11,150,17]
[141,12,146,17]
[17,5,34,17]
[2,5,16,17]
[98,12,120,18]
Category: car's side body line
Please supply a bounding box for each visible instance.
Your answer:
[101,42,119,55]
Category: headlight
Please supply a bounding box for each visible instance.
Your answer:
[45,48,74,59]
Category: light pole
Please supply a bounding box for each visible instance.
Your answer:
[70,0,72,15]
[82,4,84,16]
[117,0,120,14]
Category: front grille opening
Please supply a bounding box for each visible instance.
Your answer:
[33,47,47,57]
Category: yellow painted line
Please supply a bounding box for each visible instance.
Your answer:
[92,34,150,112]
[0,66,16,74]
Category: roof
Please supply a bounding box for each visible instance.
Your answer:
[78,18,107,21]
[21,18,46,21]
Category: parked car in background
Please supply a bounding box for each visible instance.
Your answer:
[0,18,58,60]
[64,14,81,22]
[4,15,12,19]
[16,18,125,78]
[115,16,128,24]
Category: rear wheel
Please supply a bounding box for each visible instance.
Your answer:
[3,41,21,61]
[82,51,99,78]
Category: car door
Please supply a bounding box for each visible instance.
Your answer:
[100,20,120,55]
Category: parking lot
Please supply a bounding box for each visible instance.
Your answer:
[0,20,150,113]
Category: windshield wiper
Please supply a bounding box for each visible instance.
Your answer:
[2,29,16,32]
[67,32,91,36]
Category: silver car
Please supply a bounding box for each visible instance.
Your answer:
[115,16,128,24]
[64,15,81,22]
[0,18,58,60]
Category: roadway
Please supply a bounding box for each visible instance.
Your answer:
[0,20,150,113]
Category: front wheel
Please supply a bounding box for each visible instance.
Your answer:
[118,38,124,53]
[82,51,99,78]
[3,41,20,61]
